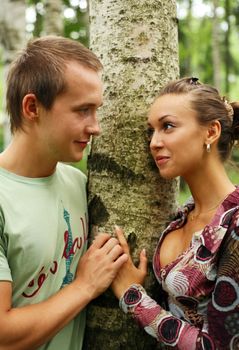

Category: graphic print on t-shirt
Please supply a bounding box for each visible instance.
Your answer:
[61,208,74,287]
[22,205,87,298]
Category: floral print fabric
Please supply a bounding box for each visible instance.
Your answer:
[119,188,239,349]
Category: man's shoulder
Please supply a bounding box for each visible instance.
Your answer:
[57,163,87,184]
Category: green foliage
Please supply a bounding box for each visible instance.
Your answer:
[63,0,89,47]
[178,150,239,205]
[0,64,3,112]
[26,0,89,46]
[178,0,239,100]
[179,16,213,80]
[71,147,89,175]
[72,158,88,174]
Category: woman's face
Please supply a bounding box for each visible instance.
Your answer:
[147,93,209,179]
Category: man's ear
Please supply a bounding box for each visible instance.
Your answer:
[22,94,39,121]
[205,120,221,145]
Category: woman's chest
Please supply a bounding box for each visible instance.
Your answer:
[159,217,214,269]
[154,227,222,299]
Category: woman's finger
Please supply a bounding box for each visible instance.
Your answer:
[138,249,148,276]
[114,225,130,254]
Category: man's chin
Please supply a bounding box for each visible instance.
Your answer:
[59,154,84,164]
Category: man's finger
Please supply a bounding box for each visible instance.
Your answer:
[113,253,128,270]
[101,237,120,255]
[91,233,111,249]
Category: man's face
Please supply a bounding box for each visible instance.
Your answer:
[37,62,103,163]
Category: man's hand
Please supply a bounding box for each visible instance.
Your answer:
[111,226,147,299]
[75,233,128,300]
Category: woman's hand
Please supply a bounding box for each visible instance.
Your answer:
[111,226,148,299]
[76,233,128,300]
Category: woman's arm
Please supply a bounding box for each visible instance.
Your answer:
[112,226,239,350]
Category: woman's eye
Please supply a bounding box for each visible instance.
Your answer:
[146,127,154,141]
[163,122,174,131]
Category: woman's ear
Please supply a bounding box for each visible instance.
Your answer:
[22,94,39,122]
[205,120,221,145]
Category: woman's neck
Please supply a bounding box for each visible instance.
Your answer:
[185,159,235,213]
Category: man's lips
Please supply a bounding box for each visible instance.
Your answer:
[74,140,90,149]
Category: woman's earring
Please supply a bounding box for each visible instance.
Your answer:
[206,144,211,153]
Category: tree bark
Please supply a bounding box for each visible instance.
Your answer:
[43,0,63,35]
[84,1,179,349]
[0,0,26,147]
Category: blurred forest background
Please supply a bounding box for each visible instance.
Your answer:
[0,0,239,202]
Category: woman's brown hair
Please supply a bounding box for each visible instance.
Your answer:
[158,77,239,161]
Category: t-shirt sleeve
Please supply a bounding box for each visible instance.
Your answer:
[119,220,239,349]
[0,209,12,282]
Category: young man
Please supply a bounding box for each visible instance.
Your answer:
[0,36,128,350]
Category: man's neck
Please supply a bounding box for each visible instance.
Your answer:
[0,135,57,178]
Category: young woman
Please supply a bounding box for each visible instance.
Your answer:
[112,77,239,350]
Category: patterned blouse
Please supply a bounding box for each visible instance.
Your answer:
[119,187,239,349]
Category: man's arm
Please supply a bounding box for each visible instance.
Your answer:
[0,233,128,350]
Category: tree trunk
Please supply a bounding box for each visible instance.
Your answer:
[84,1,179,349]
[184,0,193,75]
[212,0,221,91]
[0,0,26,148]
[43,0,63,35]
[224,0,231,95]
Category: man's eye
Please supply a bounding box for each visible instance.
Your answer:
[79,108,90,113]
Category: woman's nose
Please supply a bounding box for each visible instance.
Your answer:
[150,131,163,150]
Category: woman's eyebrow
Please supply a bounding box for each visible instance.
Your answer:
[158,114,176,121]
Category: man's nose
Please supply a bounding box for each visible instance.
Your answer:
[87,118,101,136]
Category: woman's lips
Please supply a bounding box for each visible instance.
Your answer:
[155,156,170,166]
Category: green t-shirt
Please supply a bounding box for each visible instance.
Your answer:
[0,163,88,350]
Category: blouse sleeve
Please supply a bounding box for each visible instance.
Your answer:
[119,226,239,349]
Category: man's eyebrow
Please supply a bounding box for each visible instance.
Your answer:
[73,102,103,109]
